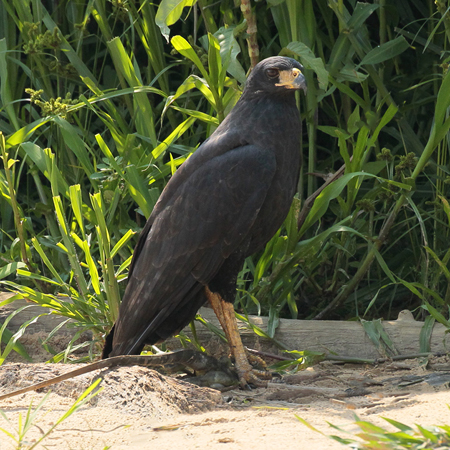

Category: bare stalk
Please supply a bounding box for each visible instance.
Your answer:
[240,0,259,68]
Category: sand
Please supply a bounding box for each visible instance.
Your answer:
[0,355,449,449]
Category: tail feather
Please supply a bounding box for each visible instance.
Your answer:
[102,324,115,359]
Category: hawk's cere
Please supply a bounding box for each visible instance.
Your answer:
[102,56,307,387]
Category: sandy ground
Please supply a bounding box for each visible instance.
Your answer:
[1,355,450,450]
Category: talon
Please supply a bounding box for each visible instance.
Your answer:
[235,359,272,388]
[239,369,270,389]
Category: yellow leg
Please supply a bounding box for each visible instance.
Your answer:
[205,287,270,388]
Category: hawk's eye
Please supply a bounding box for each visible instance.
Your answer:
[266,68,279,78]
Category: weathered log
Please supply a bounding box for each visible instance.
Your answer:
[165,307,449,359]
[1,292,448,359]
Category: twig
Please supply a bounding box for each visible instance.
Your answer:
[246,348,294,361]
[250,348,449,366]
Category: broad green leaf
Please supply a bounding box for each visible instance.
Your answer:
[0,305,36,363]
[79,237,101,296]
[52,195,90,297]
[235,313,272,339]
[107,37,141,85]
[155,0,197,42]
[336,66,369,83]
[434,65,450,128]
[152,117,196,160]
[5,118,50,149]
[348,3,379,29]
[367,103,398,148]
[359,36,409,67]
[95,135,124,176]
[330,75,366,106]
[299,172,370,235]
[207,33,221,90]
[0,262,25,280]
[31,237,67,288]
[299,171,412,236]
[170,105,220,125]
[0,325,31,362]
[110,229,135,258]
[107,38,157,146]
[381,417,413,432]
[171,35,209,80]
[124,165,154,218]
[267,306,280,338]
[162,76,197,117]
[52,117,96,178]
[169,153,176,176]
[422,302,450,328]
[17,269,62,286]
[317,126,351,139]
[347,105,361,135]
[116,255,133,277]
[361,318,398,357]
[78,82,166,109]
[21,143,70,198]
[286,41,329,90]
[91,193,120,321]
[416,424,439,442]
[419,315,435,353]
[214,26,246,84]
[354,420,388,435]
[53,195,68,235]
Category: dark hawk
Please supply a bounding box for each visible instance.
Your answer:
[103,56,307,387]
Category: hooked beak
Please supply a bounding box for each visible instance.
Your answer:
[276,68,307,94]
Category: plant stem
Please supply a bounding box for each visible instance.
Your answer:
[377,0,386,106]
[240,0,259,68]
[0,133,32,272]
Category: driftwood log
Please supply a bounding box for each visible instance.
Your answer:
[168,307,450,360]
[1,292,449,360]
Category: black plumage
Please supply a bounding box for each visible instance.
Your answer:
[103,56,307,386]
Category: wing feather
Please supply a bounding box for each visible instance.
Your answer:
[110,144,276,355]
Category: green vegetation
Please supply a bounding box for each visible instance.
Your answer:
[298,413,450,449]
[0,0,450,357]
[0,379,105,449]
